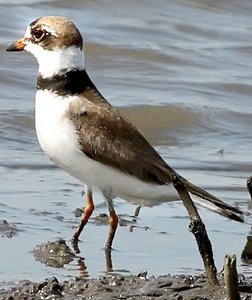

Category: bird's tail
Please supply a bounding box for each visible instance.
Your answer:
[179,175,244,222]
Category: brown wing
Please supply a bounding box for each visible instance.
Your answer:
[68,96,174,185]
[68,92,243,222]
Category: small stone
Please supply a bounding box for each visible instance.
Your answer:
[34,240,75,268]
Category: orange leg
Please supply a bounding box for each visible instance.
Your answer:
[103,189,119,250]
[72,186,94,242]
[104,210,118,272]
[105,209,119,250]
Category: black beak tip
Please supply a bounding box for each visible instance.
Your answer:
[6,44,21,52]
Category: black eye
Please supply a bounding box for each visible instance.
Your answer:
[33,30,45,40]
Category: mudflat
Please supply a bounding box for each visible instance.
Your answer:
[1,272,252,300]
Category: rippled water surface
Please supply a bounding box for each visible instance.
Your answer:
[1,0,252,285]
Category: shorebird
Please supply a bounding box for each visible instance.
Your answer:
[7,16,243,250]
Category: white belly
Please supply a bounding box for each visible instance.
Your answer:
[35,90,179,206]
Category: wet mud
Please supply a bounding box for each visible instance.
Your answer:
[33,240,76,268]
[0,272,252,300]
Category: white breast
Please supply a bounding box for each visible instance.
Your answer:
[35,90,178,206]
[35,90,81,170]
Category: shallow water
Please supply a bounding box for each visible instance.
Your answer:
[1,0,252,286]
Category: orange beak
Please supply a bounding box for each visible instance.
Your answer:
[6,37,26,52]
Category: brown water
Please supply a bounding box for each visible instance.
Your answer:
[1,0,252,286]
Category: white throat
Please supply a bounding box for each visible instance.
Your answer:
[25,43,85,78]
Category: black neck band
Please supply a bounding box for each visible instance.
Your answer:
[37,69,95,96]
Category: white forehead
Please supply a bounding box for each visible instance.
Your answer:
[24,25,32,38]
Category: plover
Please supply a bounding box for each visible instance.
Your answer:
[7,16,243,250]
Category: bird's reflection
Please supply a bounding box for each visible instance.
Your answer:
[72,235,114,272]
[77,257,89,278]
[105,247,113,272]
